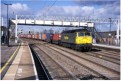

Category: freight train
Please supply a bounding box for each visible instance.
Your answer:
[19,29,92,51]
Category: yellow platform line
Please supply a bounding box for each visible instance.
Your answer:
[0,43,21,74]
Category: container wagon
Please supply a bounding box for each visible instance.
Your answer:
[52,33,61,45]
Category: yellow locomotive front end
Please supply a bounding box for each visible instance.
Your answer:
[76,32,92,44]
[75,32,92,51]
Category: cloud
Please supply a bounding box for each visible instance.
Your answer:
[36,1,119,31]
[1,3,30,18]
[38,3,119,19]
[37,6,95,17]
[10,3,29,11]
[73,0,120,6]
[1,1,119,32]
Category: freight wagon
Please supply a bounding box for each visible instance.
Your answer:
[52,33,61,44]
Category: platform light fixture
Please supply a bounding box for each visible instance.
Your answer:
[109,18,112,36]
[4,3,12,47]
[108,18,112,45]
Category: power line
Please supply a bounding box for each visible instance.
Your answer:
[42,0,57,16]
[39,0,52,16]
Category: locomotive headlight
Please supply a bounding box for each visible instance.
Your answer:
[59,35,61,38]
[64,36,68,40]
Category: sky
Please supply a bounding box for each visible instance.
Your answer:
[1,0,120,33]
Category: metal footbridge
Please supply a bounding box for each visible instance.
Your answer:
[9,15,120,43]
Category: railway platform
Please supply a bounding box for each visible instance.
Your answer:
[1,42,19,68]
[1,41,38,80]
[92,43,120,52]
[1,41,20,79]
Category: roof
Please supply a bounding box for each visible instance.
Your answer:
[1,26,7,31]
[98,31,116,38]
[62,29,89,33]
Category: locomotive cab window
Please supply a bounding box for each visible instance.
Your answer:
[78,32,85,36]
[78,32,91,36]
[85,32,91,36]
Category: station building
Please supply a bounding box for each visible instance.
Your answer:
[96,31,120,46]
[1,26,7,44]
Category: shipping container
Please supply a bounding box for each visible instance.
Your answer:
[20,34,24,38]
[34,34,39,39]
[24,34,27,38]
[18,34,20,37]
[22,34,23,37]
[28,34,32,38]
[25,34,27,38]
[45,33,53,42]
[23,34,26,38]
[42,33,46,41]
[52,33,61,44]
[30,34,32,39]
[39,33,42,40]
[32,34,35,39]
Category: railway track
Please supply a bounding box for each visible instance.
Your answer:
[92,48,119,57]
[94,48,120,57]
[35,44,105,80]
[47,43,120,68]
[42,44,119,79]
[22,38,120,80]
[24,39,120,65]
[53,45,120,65]
[85,51,120,65]
[30,44,51,80]
[39,40,120,65]
[30,44,79,80]
[25,38,119,54]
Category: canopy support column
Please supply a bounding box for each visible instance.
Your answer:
[15,15,18,43]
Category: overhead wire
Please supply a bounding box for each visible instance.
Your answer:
[42,0,58,16]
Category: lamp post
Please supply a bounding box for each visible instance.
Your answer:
[109,18,112,34]
[4,3,12,47]
[109,18,112,45]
